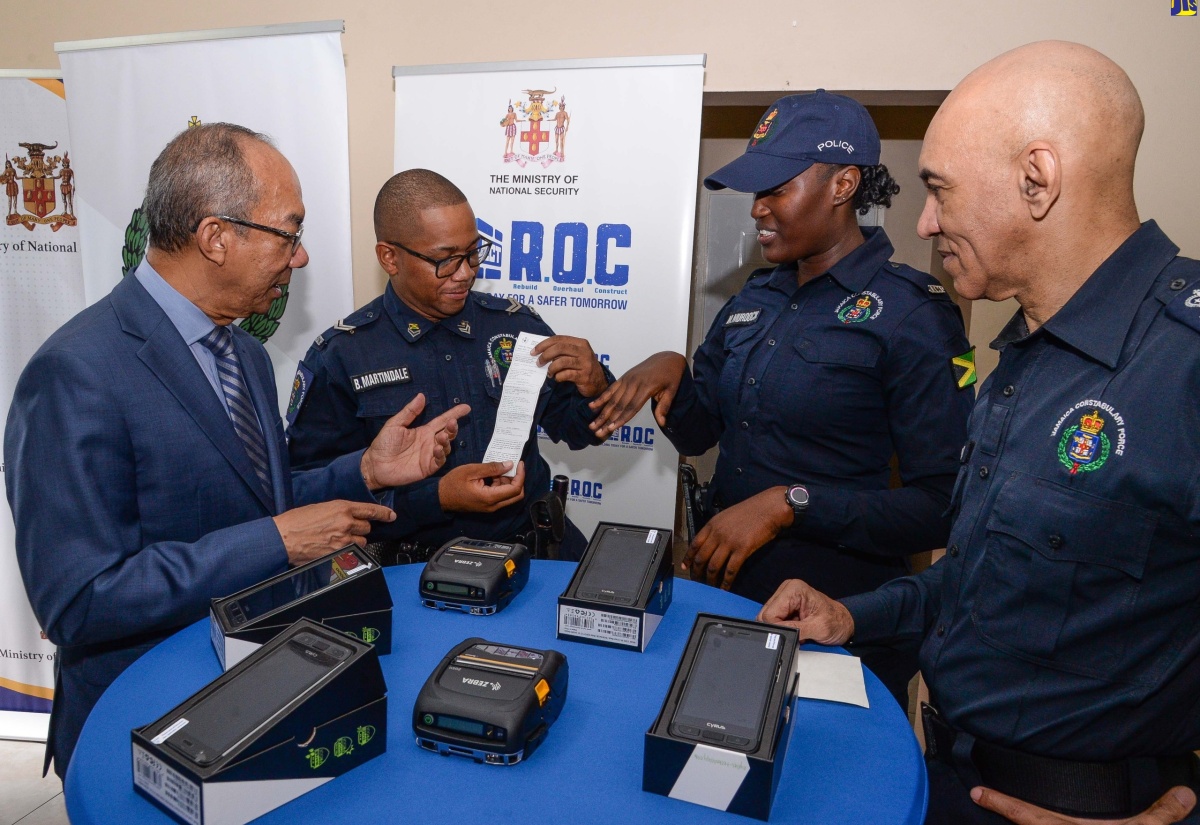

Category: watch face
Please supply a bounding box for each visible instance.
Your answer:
[788,486,809,509]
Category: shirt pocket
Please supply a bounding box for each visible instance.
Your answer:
[715,323,765,414]
[971,472,1159,686]
[794,333,881,371]
[769,333,884,437]
[356,386,424,441]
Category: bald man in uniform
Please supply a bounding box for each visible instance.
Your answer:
[758,42,1200,825]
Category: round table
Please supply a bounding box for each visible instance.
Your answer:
[66,561,927,824]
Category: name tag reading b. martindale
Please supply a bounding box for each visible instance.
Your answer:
[482,332,548,477]
[351,366,411,393]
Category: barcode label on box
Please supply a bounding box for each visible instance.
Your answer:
[133,744,201,825]
[559,605,640,646]
[646,530,658,544]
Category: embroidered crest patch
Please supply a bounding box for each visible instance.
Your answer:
[835,291,884,324]
[285,363,314,426]
[750,108,779,146]
[486,333,517,387]
[1050,400,1127,475]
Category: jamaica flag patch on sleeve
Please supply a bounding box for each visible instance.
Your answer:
[951,347,977,390]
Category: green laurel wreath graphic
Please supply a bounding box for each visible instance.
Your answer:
[121,205,150,277]
[119,204,288,343]
[1056,426,1111,473]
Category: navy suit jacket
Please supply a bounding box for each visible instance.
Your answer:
[3,273,392,776]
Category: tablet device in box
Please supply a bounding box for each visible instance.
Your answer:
[210,546,392,670]
[166,629,353,766]
[668,622,784,752]
[644,613,799,821]
[133,618,387,825]
[558,522,673,652]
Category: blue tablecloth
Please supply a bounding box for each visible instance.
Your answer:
[66,561,927,824]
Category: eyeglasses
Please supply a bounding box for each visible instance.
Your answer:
[384,236,494,279]
[215,215,305,255]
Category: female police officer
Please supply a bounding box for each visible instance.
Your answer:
[590,91,973,706]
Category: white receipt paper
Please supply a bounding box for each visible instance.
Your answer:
[794,650,870,709]
[482,331,548,477]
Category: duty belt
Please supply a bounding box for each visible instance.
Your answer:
[921,702,1199,819]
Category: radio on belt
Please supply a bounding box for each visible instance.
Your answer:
[413,638,567,765]
[419,538,530,615]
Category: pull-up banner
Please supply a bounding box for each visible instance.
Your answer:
[0,72,82,737]
[56,21,354,404]
[393,55,705,537]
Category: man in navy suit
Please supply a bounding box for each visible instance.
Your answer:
[3,123,468,778]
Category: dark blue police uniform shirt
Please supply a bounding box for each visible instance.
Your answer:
[844,221,1200,760]
[662,226,973,602]
[286,283,610,551]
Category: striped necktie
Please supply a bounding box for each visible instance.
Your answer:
[198,325,273,499]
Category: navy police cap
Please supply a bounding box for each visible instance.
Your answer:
[704,90,881,192]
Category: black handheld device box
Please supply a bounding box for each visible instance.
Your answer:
[644,613,799,821]
[133,618,387,825]
[210,546,392,670]
[558,522,673,652]
[412,637,568,765]
[419,538,530,615]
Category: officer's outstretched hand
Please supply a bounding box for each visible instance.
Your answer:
[438,461,526,513]
[971,786,1196,825]
[684,487,793,590]
[532,336,609,397]
[274,500,397,565]
[757,578,855,647]
[588,351,687,439]
[360,393,470,490]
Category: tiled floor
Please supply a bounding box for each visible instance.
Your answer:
[0,739,68,825]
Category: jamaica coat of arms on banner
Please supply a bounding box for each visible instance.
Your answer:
[500,88,570,167]
[3,141,76,231]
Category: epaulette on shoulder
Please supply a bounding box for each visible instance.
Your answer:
[744,266,774,287]
[884,261,952,301]
[311,306,381,349]
[475,292,540,320]
[1165,274,1200,335]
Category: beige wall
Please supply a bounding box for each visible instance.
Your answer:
[6,0,1196,348]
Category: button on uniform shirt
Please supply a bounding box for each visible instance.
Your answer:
[287,284,611,555]
[662,226,973,602]
[843,222,1200,760]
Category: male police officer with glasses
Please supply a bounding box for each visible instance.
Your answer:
[288,169,613,561]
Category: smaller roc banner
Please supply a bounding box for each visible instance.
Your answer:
[394,56,704,537]
[57,21,355,405]
[0,72,83,735]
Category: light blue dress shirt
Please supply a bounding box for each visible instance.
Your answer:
[134,259,231,416]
